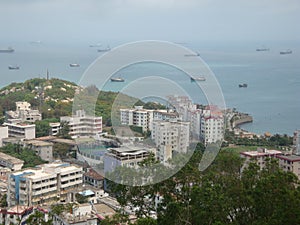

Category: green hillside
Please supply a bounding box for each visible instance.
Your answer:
[0,78,154,126]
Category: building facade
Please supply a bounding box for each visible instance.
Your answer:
[151,120,190,162]
[3,122,36,140]
[277,154,300,180]
[200,106,224,146]
[23,140,54,162]
[0,126,8,147]
[120,106,178,132]
[240,148,283,171]
[6,101,42,123]
[7,162,83,207]
[104,146,151,174]
[60,110,102,139]
[293,130,300,155]
[0,152,24,171]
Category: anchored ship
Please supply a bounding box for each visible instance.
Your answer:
[8,65,20,70]
[110,77,125,82]
[0,47,14,53]
[190,76,206,81]
[280,50,292,55]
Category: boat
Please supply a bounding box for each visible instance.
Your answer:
[256,48,269,51]
[70,63,80,67]
[191,76,206,81]
[280,49,292,55]
[8,65,20,70]
[110,77,125,82]
[185,52,200,57]
[89,43,101,47]
[239,83,248,88]
[98,45,111,52]
[0,47,14,53]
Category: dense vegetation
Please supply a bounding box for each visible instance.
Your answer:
[224,130,293,148]
[103,145,300,225]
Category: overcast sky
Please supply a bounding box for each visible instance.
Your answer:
[0,0,299,44]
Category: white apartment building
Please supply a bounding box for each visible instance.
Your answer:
[277,154,300,180]
[120,106,178,132]
[152,120,190,162]
[6,101,42,123]
[240,148,283,171]
[167,95,196,121]
[3,122,36,140]
[60,110,102,139]
[7,162,83,207]
[0,126,8,147]
[293,130,300,155]
[200,106,224,146]
[189,109,202,140]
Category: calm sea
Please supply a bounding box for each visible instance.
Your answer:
[0,40,299,135]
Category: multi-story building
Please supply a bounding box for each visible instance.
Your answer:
[3,122,35,140]
[293,130,300,155]
[0,126,8,147]
[7,162,83,207]
[23,140,54,162]
[167,95,195,121]
[104,145,152,174]
[152,120,190,162]
[240,148,283,170]
[60,110,102,139]
[6,101,42,123]
[0,152,24,171]
[200,106,224,146]
[120,106,178,132]
[277,154,300,180]
[189,109,202,140]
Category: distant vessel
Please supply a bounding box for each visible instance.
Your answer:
[185,52,200,57]
[0,47,14,53]
[256,48,269,51]
[110,77,124,82]
[280,50,292,55]
[70,63,80,67]
[8,65,20,70]
[191,76,206,81]
[239,83,248,88]
[89,43,101,47]
[98,45,111,52]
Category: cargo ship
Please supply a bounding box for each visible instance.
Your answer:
[110,77,124,82]
[0,47,14,53]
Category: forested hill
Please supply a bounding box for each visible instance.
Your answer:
[0,78,164,126]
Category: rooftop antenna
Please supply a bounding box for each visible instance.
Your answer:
[46,69,49,80]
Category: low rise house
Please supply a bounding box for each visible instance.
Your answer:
[84,168,104,189]
[0,152,24,171]
[23,140,54,162]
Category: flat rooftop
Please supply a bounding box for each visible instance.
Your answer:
[276,154,300,162]
[0,152,24,164]
[240,149,282,157]
[25,140,53,147]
